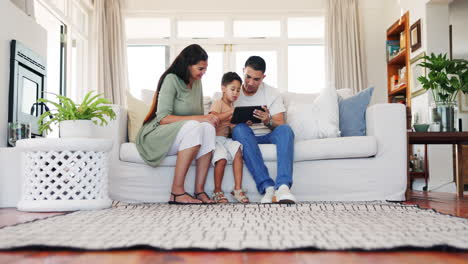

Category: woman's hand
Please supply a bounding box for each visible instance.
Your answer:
[203,113,220,127]
[253,106,271,126]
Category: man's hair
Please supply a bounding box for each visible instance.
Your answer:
[244,56,266,73]
[221,72,242,86]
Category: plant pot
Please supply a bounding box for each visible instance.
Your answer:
[430,101,458,132]
[59,120,94,138]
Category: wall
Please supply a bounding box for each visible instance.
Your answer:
[0,0,47,147]
[0,0,47,207]
[358,0,387,105]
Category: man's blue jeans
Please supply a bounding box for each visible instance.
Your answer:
[232,123,294,194]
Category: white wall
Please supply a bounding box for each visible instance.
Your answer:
[358,0,387,105]
[0,0,46,207]
[0,0,47,147]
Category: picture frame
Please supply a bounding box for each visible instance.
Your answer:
[410,51,426,98]
[410,19,422,52]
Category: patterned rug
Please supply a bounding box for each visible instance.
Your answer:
[0,202,467,251]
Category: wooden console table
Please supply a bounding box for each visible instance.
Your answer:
[407,132,468,198]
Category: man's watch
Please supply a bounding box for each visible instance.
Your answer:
[267,116,273,127]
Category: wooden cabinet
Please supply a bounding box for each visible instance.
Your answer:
[386,12,411,108]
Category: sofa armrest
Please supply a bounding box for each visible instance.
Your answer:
[366,103,407,159]
[93,104,127,162]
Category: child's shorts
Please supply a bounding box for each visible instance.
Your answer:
[212,136,242,165]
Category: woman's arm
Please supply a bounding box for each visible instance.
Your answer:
[156,75,219,126]
[160,114,219,126]
[209,109,233,122]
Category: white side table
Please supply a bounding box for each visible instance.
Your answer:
[16,138,113,212]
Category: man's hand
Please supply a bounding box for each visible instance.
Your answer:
[253,106,271,126]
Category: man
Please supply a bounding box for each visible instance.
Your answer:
[232,56,296,204]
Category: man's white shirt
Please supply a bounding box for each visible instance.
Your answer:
[234,82,286,136]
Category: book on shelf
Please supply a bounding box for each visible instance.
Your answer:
[391,95,406,104]
[400,31,406,50]
[386,40,400,61]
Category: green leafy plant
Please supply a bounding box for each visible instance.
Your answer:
[37,91,116,134]
[417,53,468,103]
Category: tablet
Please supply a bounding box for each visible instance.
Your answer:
[230,106,265,124]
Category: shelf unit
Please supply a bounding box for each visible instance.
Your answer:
[386,11,411,107]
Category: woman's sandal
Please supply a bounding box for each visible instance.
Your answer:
[168,192,202,205]
[194,192,215,204]
[231,189,249,203]
[212,191,229,203]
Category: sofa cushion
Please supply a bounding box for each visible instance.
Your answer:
[339,86,374,137]
[286,87,340,141]
[126,92,150,143]
[120,136,377,166]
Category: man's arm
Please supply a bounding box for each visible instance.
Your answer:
[269,112,285,128]
[253,106,285,129]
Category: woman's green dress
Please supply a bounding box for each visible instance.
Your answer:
[136,73,204,167]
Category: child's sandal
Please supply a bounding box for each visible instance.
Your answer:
[231,189,249,203]
[212,191,229,203]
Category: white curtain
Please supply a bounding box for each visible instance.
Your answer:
[90,0,129,106]
[325,0,365,93]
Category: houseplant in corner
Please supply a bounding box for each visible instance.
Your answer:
[417,53,468,131]
[38,91,116,137]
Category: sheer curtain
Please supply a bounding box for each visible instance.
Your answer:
[325,0,365,93]
[90,0,129,105]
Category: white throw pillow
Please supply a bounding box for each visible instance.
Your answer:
[127,92,150,143]
[286,87,340,141]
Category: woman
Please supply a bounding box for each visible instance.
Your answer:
[136,44,218,204]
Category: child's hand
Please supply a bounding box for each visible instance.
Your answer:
[246,120,253,126]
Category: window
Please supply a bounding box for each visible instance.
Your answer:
[233,20,281,38]
[235,50,278,88]
[126,18,170,39]
[127,46,168,98]
[126,14,324,95]
[288,17,324,39]
[34,1,66,97]
[288,45,325,93]
[177,21,225,38]
[34,0,91,137]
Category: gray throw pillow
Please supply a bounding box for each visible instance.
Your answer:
[338,86,374,137]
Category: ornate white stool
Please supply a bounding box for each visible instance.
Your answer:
[16,138,113,212]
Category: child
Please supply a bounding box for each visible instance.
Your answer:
[209,72,249,203]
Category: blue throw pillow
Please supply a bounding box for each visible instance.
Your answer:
[338,86,374,137]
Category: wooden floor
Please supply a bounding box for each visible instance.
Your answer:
[0,191,467,264]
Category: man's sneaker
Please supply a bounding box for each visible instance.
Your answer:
[275,185,296,204]
[260,186,275,203]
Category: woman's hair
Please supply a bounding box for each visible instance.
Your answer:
[143,44,208,124]
[221,72,242,86]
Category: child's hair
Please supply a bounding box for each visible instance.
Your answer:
[221,72,242,87]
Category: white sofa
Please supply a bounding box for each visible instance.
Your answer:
[95,91,408,203]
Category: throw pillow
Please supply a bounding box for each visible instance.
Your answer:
[127,92,150,143]
[287,87,340,141]
[338,86,374,137]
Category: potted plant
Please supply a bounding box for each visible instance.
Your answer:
[417,53,468,131]
[38,91,116,137]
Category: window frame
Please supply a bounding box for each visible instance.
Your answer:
[34,0,92,101]
[125,11,325,94]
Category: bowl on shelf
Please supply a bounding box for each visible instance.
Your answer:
[413,123,430,132]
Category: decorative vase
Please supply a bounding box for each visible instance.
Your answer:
[430,101,458,132]
[59,120,94,138]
